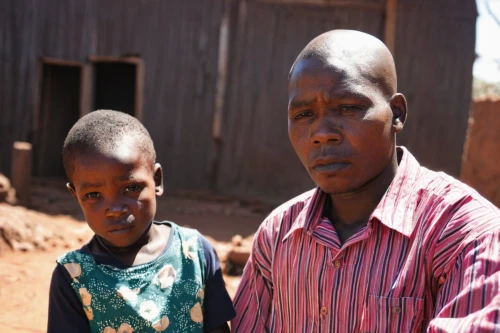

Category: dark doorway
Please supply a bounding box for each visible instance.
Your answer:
[36,63,81,177]
[93,62,136,116]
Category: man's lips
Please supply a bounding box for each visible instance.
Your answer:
[311,158,350,174]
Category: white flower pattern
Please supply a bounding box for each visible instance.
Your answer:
[117,323,134,333]
[79,288,92,306]
[190,302,203,323]
[117,286,140,301]
[59,224,206,331]
[64,263,82,282]
[139,300,160,321]
[182,237,198,260]
[152,316,170,331]
[156,265,176,289]
[84,306,94,321]
[197,289,204,301]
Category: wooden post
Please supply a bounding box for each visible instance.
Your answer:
[384,0,397,57]
[212,0,232,140]
[135,59,145,122]
[80,64,94,117]
[11,142,33,206]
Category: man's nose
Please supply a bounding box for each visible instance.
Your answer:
[311,117,343,145]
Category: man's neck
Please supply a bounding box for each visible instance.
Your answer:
[326,152,399,244]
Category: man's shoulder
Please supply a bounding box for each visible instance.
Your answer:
[402,147,496,213]
[422,168,498,213]
[267,188,316,220]
[416,168,500,240]
[255,188,316,237]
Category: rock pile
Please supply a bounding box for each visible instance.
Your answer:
[0,203,90,254]
[214,234,253,276]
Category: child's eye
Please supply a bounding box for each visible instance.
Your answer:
[84,192,101,200]
[124,185,141,193]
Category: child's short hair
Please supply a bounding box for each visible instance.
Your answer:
[62,110,155,180]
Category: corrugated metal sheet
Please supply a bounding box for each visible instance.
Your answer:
[0,0,225,193]
[395,0,477,177]
[216,0,385,201]
[0,0,477,203]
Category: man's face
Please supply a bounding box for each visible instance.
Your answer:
[288,57,399,194]
[68,139,163,247]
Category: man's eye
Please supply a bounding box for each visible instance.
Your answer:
[294,111,313,120]
[84,192,101,200]
[338,105,361,112]
[125,185,141,193]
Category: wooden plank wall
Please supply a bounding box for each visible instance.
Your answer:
[0,0,40,179]
[216,0,476,202]
[0,0,477,203]
[216,0,386,202]
[0,0,225,193]
[395,0,477,177]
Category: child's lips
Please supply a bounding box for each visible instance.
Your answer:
[108,224,135,235]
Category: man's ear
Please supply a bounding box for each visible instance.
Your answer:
[154,163,164,196]
[66,182,77,199]
[389,93,408,133]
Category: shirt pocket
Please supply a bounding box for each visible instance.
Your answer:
[360,295,424,333]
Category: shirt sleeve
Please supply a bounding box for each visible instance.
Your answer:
[47,264,90,333]
[231,219,275,333]
[428,227,500,332]
[200,235,236,332]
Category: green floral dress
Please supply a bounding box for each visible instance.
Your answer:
[57,223,206,333]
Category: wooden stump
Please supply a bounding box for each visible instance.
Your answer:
[11,142,33,206]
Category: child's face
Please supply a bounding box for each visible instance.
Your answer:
[67,139,163,247]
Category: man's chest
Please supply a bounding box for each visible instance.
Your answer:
[270,225,434,332]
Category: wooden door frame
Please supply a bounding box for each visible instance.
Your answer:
[33,57,88,175]
[87,55,144,121]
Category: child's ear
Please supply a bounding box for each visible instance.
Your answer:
[66,182,77,199]
[154,163,164,196]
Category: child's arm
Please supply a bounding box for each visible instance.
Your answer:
[47,264,90,333]
[208,323,230,333]
[200,236,236,333]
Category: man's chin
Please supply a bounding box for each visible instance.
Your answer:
[316,180,363,196]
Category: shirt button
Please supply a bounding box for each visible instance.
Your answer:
[320,306,328,316]
[333,259,341,268]
[392,306,401,314]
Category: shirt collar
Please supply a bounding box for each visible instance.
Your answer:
[283,146,423,241]
[282,188,327,241]
[370,146,423,237]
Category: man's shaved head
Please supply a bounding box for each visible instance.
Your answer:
[289,30,397,98]
[287,29,407,196]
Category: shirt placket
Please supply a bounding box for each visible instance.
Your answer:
[309,222,341,332]
[320,249,345,332]
[312,220,373,332]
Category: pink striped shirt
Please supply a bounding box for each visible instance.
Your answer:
[232,147,500,332]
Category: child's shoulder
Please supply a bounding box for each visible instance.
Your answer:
[157,221,214,258]
[56,244,93,266]
[157,220,203,241]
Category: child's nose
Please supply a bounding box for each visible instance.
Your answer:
[105,202,129,218]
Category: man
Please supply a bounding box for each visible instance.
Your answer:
[231,30,500,332]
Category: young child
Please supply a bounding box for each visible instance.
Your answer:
[47,110,235,333]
